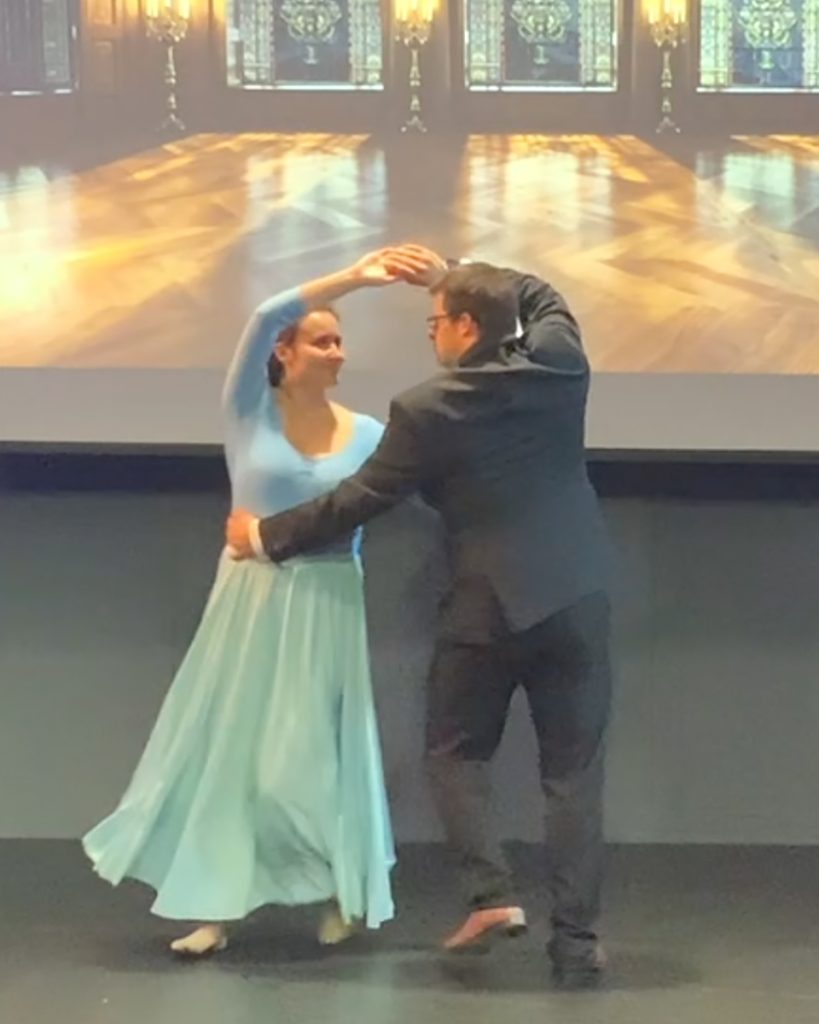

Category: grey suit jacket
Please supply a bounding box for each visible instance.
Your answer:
[258,269,610,642]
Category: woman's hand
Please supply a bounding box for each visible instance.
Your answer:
[349,248,405,287]
[383,244,449,287]
[349,244,448,288]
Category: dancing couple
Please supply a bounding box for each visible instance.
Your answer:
[85,244,611,989]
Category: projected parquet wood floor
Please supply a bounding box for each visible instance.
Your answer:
[1,132,818,372]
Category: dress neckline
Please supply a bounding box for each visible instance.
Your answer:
[272,399,358,463]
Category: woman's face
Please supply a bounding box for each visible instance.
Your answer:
[277,310,345,390]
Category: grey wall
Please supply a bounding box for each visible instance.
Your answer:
[1,488,819,844]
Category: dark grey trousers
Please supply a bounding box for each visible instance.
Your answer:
[425,591,611,950]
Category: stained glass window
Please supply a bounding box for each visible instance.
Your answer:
[0,0,75,94]
[226,0,384,89]
[700,0,819,90]
[464,0,618,90]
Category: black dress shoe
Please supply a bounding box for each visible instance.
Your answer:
[548,940,607,990]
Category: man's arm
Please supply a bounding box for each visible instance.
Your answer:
[505,271,587,374]
[380,243,586,375]
[229,400,429,562]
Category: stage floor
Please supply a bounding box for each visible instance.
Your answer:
[2,133,819,374]
[2,842,818,1024]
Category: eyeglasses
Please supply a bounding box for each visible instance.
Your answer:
[425,314,451,329]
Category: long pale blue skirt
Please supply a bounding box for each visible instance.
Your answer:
[83,550,395,927]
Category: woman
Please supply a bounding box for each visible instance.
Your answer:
[83,251,399,955]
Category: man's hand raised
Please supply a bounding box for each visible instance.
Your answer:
[383,244,449,288]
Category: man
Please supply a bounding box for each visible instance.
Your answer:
[228,244,612,988]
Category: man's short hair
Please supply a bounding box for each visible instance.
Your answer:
[430,263,518,340]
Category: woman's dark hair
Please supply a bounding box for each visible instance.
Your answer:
[266,305,340,388]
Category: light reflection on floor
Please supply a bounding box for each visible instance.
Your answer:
[1,132,818,372]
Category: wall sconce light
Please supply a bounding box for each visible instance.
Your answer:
[145,0,191,134]
[394,0,440,133]
[646,0,687,134]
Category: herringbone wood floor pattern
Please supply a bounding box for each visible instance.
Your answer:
[2,133,818,372]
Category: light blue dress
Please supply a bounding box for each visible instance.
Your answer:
[83,288,395,927]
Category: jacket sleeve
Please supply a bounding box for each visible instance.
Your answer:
[504,269,588,375]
